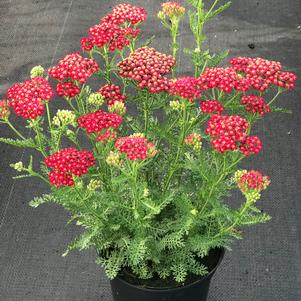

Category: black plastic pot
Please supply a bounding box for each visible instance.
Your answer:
[110,248,225,301]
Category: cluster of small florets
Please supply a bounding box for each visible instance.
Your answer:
[77,110,122,134]
[168,77,202,102]
[115,135,157,160]
[56,82,81,98]
[230,57,297,91]
[197,67,251,93]
[98,84,126,105]
[118,47,176,93]
[206,114,261,155]
[48,53,99,84]
[6,77,54,119]
[169,100,184,111]
[88,92,104,107]
[241,95,270,116]
[96,130,118,143]
[108,101,126,115]
[200,100,224,114]
[30,65,45,78]
[0,99,10,119]
[160,2,186,18]
[45,148,96,187]
[185,133,202,151]
[52,110,76,127]
[235,170,270,192]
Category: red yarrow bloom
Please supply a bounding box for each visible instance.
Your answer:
[241,95,270,116]
[77,110,122,134]
[118,47,176,93]
[80,37,94,51]
[48,53,99,84]
[97,130,118,143]
[115,136,157,160]
[0,99,10,119]
[45,148,96,187]
[6,76,54,119]
[98,84,126,105]
[56,82,81,98]
[239,136,262,156]
[168,77,202,102]
[238,170,270,191]
[200,100,224,114]
[102,4,147,25]
[229,57,297,91]
[197,67,251,93]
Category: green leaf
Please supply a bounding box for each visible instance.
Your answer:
[206,1,231,20]
[0,137,36,148]
[29,194,58,208]
[128,239,147,265]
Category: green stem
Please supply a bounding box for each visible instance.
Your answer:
[268,88,283,106]
[45,102,52,133]
[6,120,26,140]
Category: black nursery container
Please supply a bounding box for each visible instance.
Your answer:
[110,248,225,301]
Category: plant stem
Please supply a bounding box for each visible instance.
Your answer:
[45,102,52,132]
[268,88,283,106]
[6,120,26,140]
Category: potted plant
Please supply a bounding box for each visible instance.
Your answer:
[0,1,297,300]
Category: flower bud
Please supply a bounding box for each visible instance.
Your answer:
[11,161,24,172]
[87,179,102,191]
[106,151,122,167]
[30,65,45,78]
[53,110,76,127]
[0,100,10,119]
[108,101,126,115]
[88,92,104,107]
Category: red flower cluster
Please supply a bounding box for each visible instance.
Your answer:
[56,82,80,98]
[197,67,251,93]
[230,57,297,91]
[168,77,202,102]
[103,3,147,25]
[81,4,146,52]
[118,47,176,93]
[77,110,122,134]
[241,95,270,116]
[96,130,118,143]
[115,135,157,160]
[98,84,126,105]
[7,77,54,119]
[48,53,99,84]
[238,170,270,191]
[88,22,139,52]
[239,136,262,156]
[200,100,224,114]
[206,115,262,155]
[45,148,96,187]
[0,99,10,119]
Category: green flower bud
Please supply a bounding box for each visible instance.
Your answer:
[10,161,24,172]
[30,65,45,78]
[88,93,104,107]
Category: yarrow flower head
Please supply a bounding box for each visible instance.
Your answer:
[87,179,102,191]
[88,92,105,107]
[45,148,96,187]
[98,84,126,106]
[197,67,251,93]
[118,47,176,93]
[56,82,80,98]
[96,130,118,143]
[48,53,99,84]
[185,133,202,151]
[229,57,297,91]
[108,101,126,115]
[80,37,94,51]
[0,99,10,119]
[239,136,262,156]
[160,2,186,19]
[7,77,54,119]
[77,110,122,134]
[169,100,184,111]
[200,100,224,115]
[241,95,270,116]
[30,65,45,78]
[168,77,202,102]
[115,135,157,160]
[235,170,270,192]
[52,110,76,127]
[106,151,122,167]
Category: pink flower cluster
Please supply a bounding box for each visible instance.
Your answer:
[206,114,262,155]
[98,84,126,105]
[0,100,10,119]
[197,67,251,93]
[230,57,297,91]
[161,2,186,18]
[115,136,157,160]
[118,47,176,93]
[168,77,202,102]
[81,4,146,52]
[241,95,270,116]
[6,77,54,119]
[45,148,96,187]
[48,53,99,84]
[56,82,81,98]
[77,110,122,134]
[238,170,270,191]
[200,100,224,114]
[96,130,118,143]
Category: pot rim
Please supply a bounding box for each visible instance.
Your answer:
[112,248,225,292]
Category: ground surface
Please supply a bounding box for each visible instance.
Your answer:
[0,0,300,300]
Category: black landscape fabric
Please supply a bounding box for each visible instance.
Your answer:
[0,0,300,300]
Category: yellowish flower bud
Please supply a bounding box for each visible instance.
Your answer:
[108,101,126,115]
[88,92,104,107]
[87,179,102,191]
[30,65,45,78]
[11,161,24,172]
